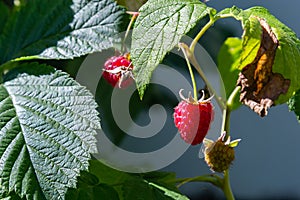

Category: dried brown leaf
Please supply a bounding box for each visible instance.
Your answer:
[237,18,290,117]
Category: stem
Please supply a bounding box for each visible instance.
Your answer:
[219,86,241,199]
[175,174,223,189]
[190,13,215,53]
[179,43,198,101]
[221,109,230,140]
[122,11,139,53]
[189,54,226,110]
[227,86,241,110]
[176,13,240,200]
[222,86,241,139]
[223,170,235,200]
[178,43,226,109]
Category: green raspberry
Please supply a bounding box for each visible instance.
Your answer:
[204,133,239,173]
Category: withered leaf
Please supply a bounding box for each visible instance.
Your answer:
[237,18,291,117]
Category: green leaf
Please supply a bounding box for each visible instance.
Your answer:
[131,0,215,98]
[217,37,242,110]
[0,2,10,34]
[149,183,189,200]
[122,178,188,200]
[140,171,178,192]
[122,178,168,200]
[288,89,300,122]
[0,0,125,64]
[218,7,262,71]
[238,16,262,69]
[219,6,300,104]
[88,160,132,186]
[66,183,119,200]
[88,160,183,200]
[0,63,100,200]
[66,171,119,200]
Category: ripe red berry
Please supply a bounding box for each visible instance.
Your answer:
[173,90,214,145]
[102,54,134,88]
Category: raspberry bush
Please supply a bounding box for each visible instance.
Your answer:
[0,0,299,200]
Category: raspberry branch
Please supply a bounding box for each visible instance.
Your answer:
[222,86,241,139]
[177,13,243,200]
[223,170,234,200]
[179,43,226,110]
[190,12,215,53]
[175,174,223,188]
[122,11,139,53]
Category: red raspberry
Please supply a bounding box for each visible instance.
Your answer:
[103,54,134,88]
[173,89,214,145]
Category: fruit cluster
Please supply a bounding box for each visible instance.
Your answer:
[204,138,235,172]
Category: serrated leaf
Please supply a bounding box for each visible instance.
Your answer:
[131,0,215,98]
[217,37,242,110]
[220,6,300,104]
[288,89,300,122]
[0,63,100,200]
[0,0,125,64]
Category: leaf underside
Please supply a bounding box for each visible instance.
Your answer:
[131,0,214,99]
[0,63,100,200]
[0,0,125,64]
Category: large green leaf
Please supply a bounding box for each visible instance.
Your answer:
[87,160,183,200]
[131,0,215,98]
[0,0,125,64]
[218,6,300,104]
[0,63,100,200]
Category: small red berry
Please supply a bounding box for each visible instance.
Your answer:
[173,89,214,145]
[103,54,134,88]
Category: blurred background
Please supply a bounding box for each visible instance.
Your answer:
[3,0,299,199]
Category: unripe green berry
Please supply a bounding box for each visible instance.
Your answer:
[204,139,235,173]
